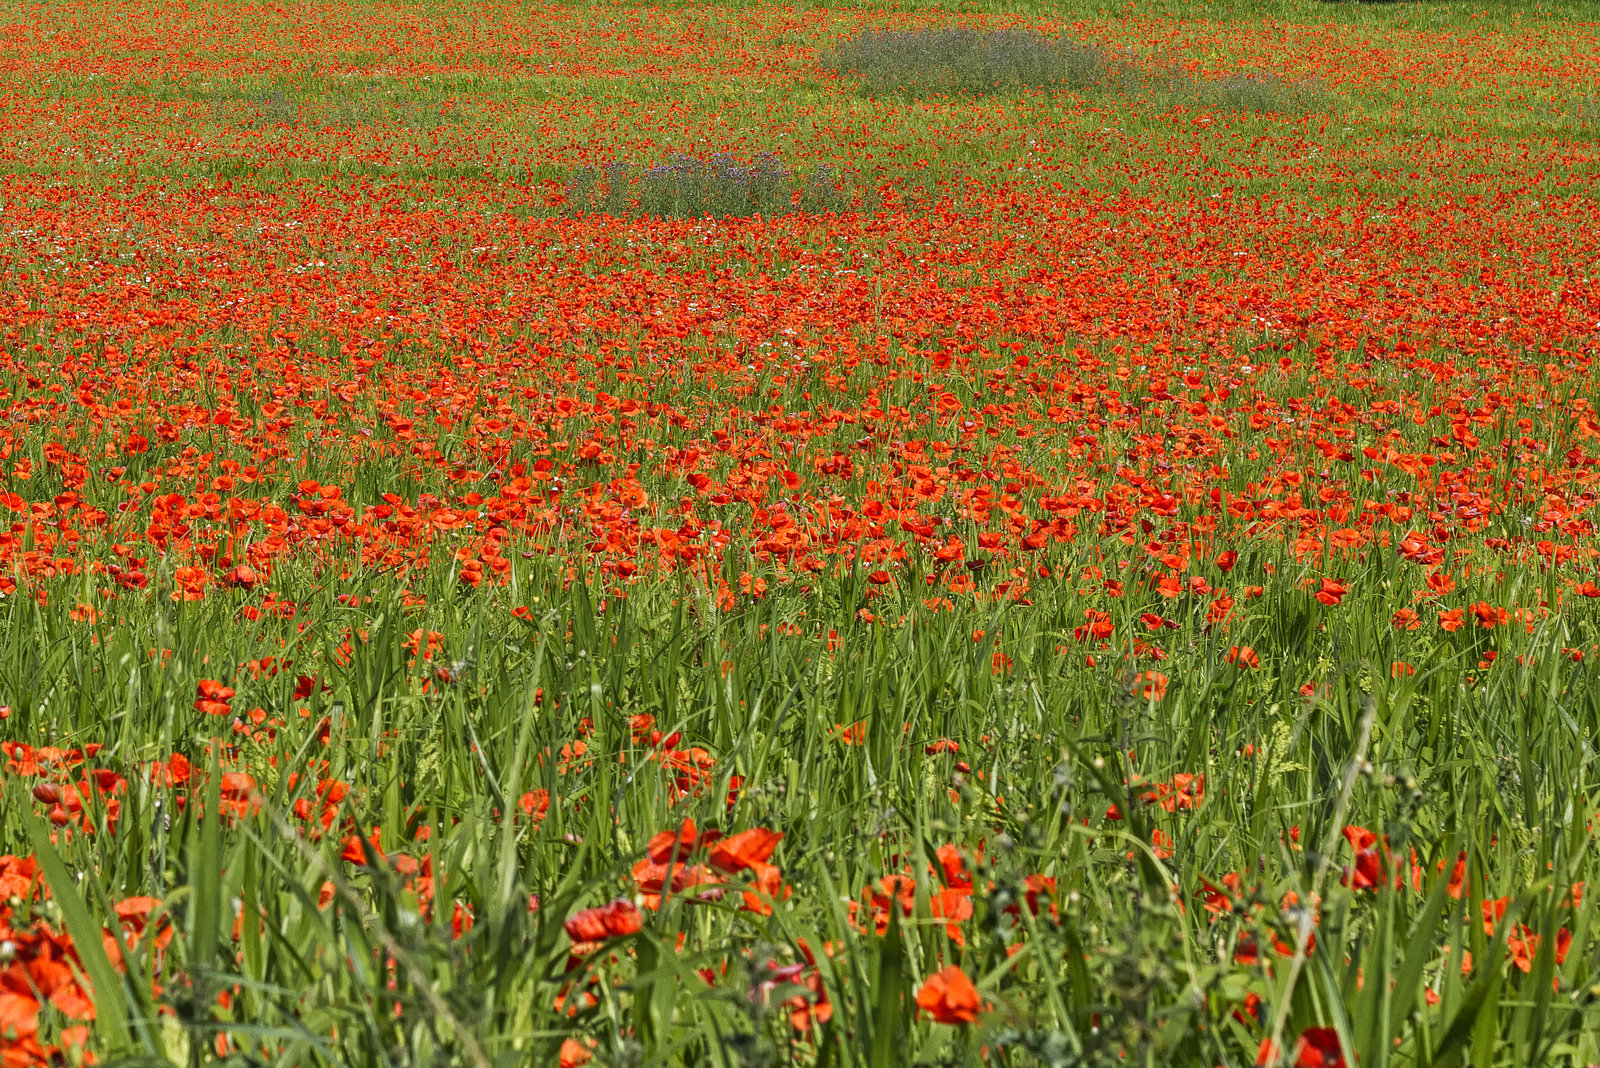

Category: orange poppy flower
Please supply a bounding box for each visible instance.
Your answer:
[915,966,984,1024]
[709,828,783,874]
[563,899,643,943]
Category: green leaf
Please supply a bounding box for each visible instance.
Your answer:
[190,746,224,979]
[1383,839,1457,1055]
[870,907,906,1068]
[1433,925,1508,1068]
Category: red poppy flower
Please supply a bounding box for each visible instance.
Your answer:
[193,679,235,716]
[559,1038,594,1068]
[1314,578,1347,606]
[915,966,984,1024]
[563,899,643,943]
[708,828,783,874]
[1226,646,1261,669]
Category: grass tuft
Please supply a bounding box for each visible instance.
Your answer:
[823,27,1332,115]
[821,27,1119,97]
[209,90,464,131]
[563,153,881,218]
[1164,70,1332,115]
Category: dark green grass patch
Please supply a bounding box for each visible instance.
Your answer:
[563,153,883,219]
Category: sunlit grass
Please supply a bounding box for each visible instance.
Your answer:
[1,1,1600,1066]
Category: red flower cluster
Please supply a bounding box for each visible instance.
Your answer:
[0,857,177,1067]
[629,819,787,915]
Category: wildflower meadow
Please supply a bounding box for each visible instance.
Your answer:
[2,0,1600,1064]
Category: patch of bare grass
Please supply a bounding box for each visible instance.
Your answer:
[563,153,880,219]
[821,28,1119,98]
[823,27,1333,116]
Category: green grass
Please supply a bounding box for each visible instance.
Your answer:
[2,0,1600,1064]
[5,533,1600,1064]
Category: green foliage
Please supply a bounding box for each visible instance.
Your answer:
[1157,70,1332,115]
[821,28,1331,115]
[3,553,1600,1065]
[820,28,1119,98]
[208,89,465,131]
[563,154,881,219]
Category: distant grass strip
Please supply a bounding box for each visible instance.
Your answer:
[563,153,881,219]
[823,27,1332,114]
[822,28,1118,98]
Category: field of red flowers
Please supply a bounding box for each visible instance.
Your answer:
[3,0,1600,1065]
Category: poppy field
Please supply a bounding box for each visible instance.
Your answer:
[4,0,1600,1064]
